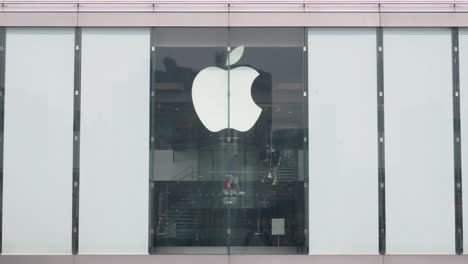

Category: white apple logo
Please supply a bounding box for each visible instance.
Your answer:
[192,46,262,132]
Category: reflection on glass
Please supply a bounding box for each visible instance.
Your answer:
[150,28,306,255]
[151,28,229,254]
[227,28,306,254]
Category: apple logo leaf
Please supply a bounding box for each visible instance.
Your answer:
[226,46,244,67]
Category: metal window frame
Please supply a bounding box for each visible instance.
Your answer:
[452,27,464,255]
[71,27,82,255]
[148,27,156,255]
[303,26,309,254]
[377,27,386,255]
[0,27,5,255]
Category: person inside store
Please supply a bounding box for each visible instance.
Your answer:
[259,145,271,182]
[223,154,244,195]
[270,146,281,185]
[259,144,281,185]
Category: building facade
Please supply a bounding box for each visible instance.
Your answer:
[0,1,468,264]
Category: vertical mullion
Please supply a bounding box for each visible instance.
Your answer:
[148,27,156,255]
[226,27,231,256]
[377,27,386,255]
[303,27,309,254]
[452,27,464,255]
[0,27,6,254]
[72,27,82,255]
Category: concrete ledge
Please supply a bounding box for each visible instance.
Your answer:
[303,12,380,27]
[231,255,383,264]
[384,255,468,264]
[155,13,228,27]
[2,12,468,27]
[78,13,156,27]
[75,255,227,264]
[0,255,468,264]
[196,12,380,27]
[229,13,305,27]
[0,13,78,27]
[381,12,468,27]
[0,255,74,264]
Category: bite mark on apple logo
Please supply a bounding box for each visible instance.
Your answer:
[192,46,262,132]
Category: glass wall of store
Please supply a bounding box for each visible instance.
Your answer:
[150,28,307,254]
[151,28,230,254]
[226,28,306,254]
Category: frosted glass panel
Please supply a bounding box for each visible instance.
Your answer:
[79,28,150,254]
[384,28,454,254]
[308,28,378,254]
[2,28,74,254]
[459,28,468,254]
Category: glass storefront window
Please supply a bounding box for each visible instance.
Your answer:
[227,28,306,254]
[150,27,307,255]
[2,26,467,257]
[151,28,229,254]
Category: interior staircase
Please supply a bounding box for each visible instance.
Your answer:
[154,150,301,244]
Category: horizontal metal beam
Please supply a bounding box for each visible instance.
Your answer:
[0,1,468,25]
[0,0,468,14]
[3,12,468,27]
[1,1,468,5]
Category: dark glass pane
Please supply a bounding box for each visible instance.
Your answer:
[151,28,229,254]
[150,27,307,255]
[227,28,307,254]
